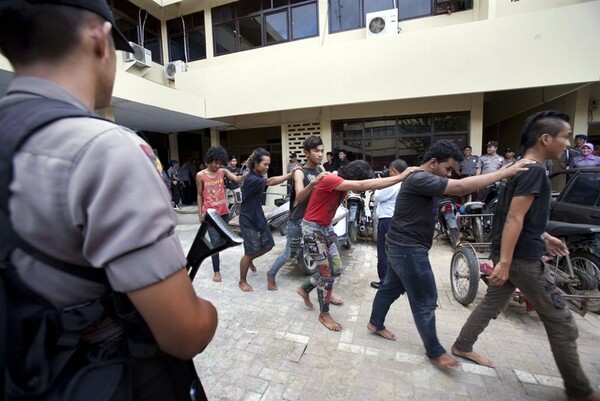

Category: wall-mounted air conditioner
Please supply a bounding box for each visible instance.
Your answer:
[165,60,187,80]
[366,9,398,38]
[124,42,152,68]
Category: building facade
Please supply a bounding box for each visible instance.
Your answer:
[1,0,599,202]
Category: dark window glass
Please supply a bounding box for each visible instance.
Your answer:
[113,15,137,42]
[433,114,469,132]
[167,12,205,62]
[169,35,185,61]
[333,112,469,167]
[365,0,395,14]
[265,11,288,44]
[238,0,262,17]
[562,174,600,206]
[215,23,237,55]
[398,0,432,20]
[239,16,263,50]
[212,0,317,55]
[188,30,206,60]
[329,0,361,32]
[292,3,318,39]
[213,4,234,24]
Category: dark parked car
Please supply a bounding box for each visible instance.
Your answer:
[549,167,600,225]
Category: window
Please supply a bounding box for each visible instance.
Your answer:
[329,0,473,33]
[109,0,162,64]
[213,0,318,56]
[167,12,206,62]
[332,112,469,168]
[562,173,600,207]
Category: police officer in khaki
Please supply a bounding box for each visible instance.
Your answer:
[0,1,216,399]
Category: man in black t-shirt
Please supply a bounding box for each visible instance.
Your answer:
[453,111,600,401]
[368,140,529,370]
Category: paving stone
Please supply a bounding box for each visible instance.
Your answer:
[177,224,600,400]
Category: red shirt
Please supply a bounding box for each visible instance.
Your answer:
[200,169,228,216]
[303,174,346,226]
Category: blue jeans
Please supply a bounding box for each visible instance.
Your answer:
[369,243,445,359]
[267,218,302,278]
[376,218,392,282]
[208,213,230,272]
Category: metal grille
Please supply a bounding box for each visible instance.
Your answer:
[286,122,321,164]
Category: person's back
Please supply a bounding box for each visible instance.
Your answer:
[0,2,217,399]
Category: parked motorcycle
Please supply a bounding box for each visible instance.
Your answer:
[225,187,242,221]
[437,197,460,249]
[297,204,351,275]
[459,183,499,243]
[346,190,376,243]
[450,221,600,314]
[264,197,290,236]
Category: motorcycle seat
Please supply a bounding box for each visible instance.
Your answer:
[546,220,600,236]
[461,202,485,213]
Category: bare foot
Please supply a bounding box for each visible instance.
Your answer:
[239,281,253,292]
[212,272,222,282]
[296,287,313,308]
[330,295,344,305]
[249,263,257,273]
[267,274,278,291]
[451,346,495,368]
[319,312,342,331]
[367,322,397,341]
[430,353,461,370]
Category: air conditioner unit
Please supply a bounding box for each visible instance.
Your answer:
[165,60,187,80]
[124,42,152,68]
[366,9,398,38]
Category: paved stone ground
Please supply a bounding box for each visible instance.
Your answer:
[176,224,600,401]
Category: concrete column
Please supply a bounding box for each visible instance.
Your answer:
[210,127,220,146]
[572,85,591,136]
[168,132,179,161]
[320,106,333,153]
[470,93,484,154]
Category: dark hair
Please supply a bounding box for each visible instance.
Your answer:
[0,3,94,66]
[338,160,373,180]
[303,135,323,151]
[339,149,347,155]
[520,110,570,155]
[326,152,333,157]
[389,159,408,174]
[205,146,228,164]
[463,146,472,151]
[248,147,270,168]
[423,140,464,164]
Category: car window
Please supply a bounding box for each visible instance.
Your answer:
[561,172,600,207]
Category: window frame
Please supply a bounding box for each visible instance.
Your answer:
[167,11,207,63]
[212,0,318,56]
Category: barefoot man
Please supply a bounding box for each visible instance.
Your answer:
[367,140,530,370]
[452,111,600,401]
[238,148,296,292]
[297,160,417,331]
[197,146,245,282]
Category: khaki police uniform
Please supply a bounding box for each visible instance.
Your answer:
[476,154,504,174]
[4,78,185,313]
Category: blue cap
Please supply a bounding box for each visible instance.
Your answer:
[575,134,588,140]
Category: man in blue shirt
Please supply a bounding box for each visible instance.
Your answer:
[239,148,296,292]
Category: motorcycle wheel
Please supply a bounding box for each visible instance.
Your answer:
[562,252,600,313]
[349,221,358,243]
[297,245,318,275]
[449,227,460,250]
[228,203,240,221]
[450,246,480,306]
[473,217,485,243]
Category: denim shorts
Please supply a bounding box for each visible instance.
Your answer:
[241,224,275,255]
